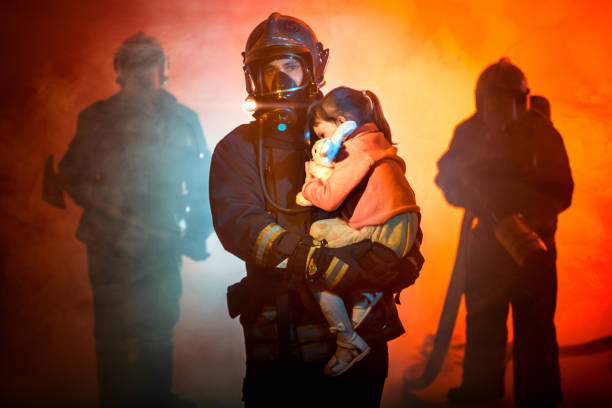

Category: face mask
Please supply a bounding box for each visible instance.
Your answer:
[260,67,306,131]
[267,71,298,96]
[251,56,314,131]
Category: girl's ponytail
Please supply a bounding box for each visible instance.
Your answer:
[316,86,393,144]
[365,90,392,144]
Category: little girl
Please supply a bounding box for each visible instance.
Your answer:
[298,86,421,376]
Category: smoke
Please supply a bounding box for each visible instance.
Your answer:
[1,0,611,406]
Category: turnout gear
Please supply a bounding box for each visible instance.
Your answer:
[59,89,212,260]
[435,66,573,407]
[210,120,407,401]
[59,87,211,407]
[213,13,418,405]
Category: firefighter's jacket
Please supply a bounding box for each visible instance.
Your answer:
[58,89,212,259]
[210,121,406,363]
[436,111,574,242]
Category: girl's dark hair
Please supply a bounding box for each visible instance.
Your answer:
[308,86,393,143]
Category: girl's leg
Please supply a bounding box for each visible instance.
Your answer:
[311,212,419,256]
[369,212,419,257]
[314,290,353,334]
[351,291,383,329]
[310,218,372,248]
[314,291,371,376]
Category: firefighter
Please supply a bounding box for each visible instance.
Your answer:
[58,32,211,407]
[436,58,573,407]
[209,12,423,407]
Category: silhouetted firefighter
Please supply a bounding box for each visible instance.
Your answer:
[434,58,573,407]
[54,32,212,408]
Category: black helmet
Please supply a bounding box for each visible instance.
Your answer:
[475,57,529,111]
[113,32,167,86]
[242,13,329,106]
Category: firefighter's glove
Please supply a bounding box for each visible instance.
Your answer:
[288,236,372,293]
[356,242,403,287]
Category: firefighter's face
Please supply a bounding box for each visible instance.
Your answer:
[262,57,304,92]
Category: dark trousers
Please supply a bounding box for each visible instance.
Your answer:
[462,229,562,407]
[242,341,388,408]
[87,242,182,408]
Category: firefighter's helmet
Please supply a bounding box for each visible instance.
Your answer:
[113,32,167,86]
[475,57,529,111]
[242,13,329,104]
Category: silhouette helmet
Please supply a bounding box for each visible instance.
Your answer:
[113,32,167,85]
[475,57,529,110]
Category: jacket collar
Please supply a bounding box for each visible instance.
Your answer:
[346,122,378,141]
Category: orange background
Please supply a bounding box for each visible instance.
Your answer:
[2,0,611,406]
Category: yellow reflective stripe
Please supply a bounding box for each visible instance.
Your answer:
[253,224,285,266]
[323,258,339,280]
[324,257,349,289]
[262,227,285,265]
[253,224,274,260]
[329,263,349,289]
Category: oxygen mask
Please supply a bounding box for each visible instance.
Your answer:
[249,72,301,131]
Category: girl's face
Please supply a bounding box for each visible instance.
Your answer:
[313,115,342,139]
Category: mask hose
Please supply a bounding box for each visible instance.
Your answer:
[257,117,311,214]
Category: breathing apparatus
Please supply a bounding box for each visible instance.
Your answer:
[242,13,329,214]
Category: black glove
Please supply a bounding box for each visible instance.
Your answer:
[226,274,282,322]
[288,236,372,294]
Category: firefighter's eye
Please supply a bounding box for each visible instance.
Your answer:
[263,66,277,77]
[285,62,300,72]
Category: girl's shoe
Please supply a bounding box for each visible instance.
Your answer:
[323,331,371,376]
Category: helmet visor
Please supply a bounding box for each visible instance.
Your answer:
[257,54,309,98]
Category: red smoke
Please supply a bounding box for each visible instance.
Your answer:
[1,1,610,406]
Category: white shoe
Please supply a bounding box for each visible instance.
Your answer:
[351,292,383,329]
[324,331,371,377]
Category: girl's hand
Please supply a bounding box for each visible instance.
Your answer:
[296,191,313,207]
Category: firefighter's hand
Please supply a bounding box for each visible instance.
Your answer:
[289,237,371,293]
